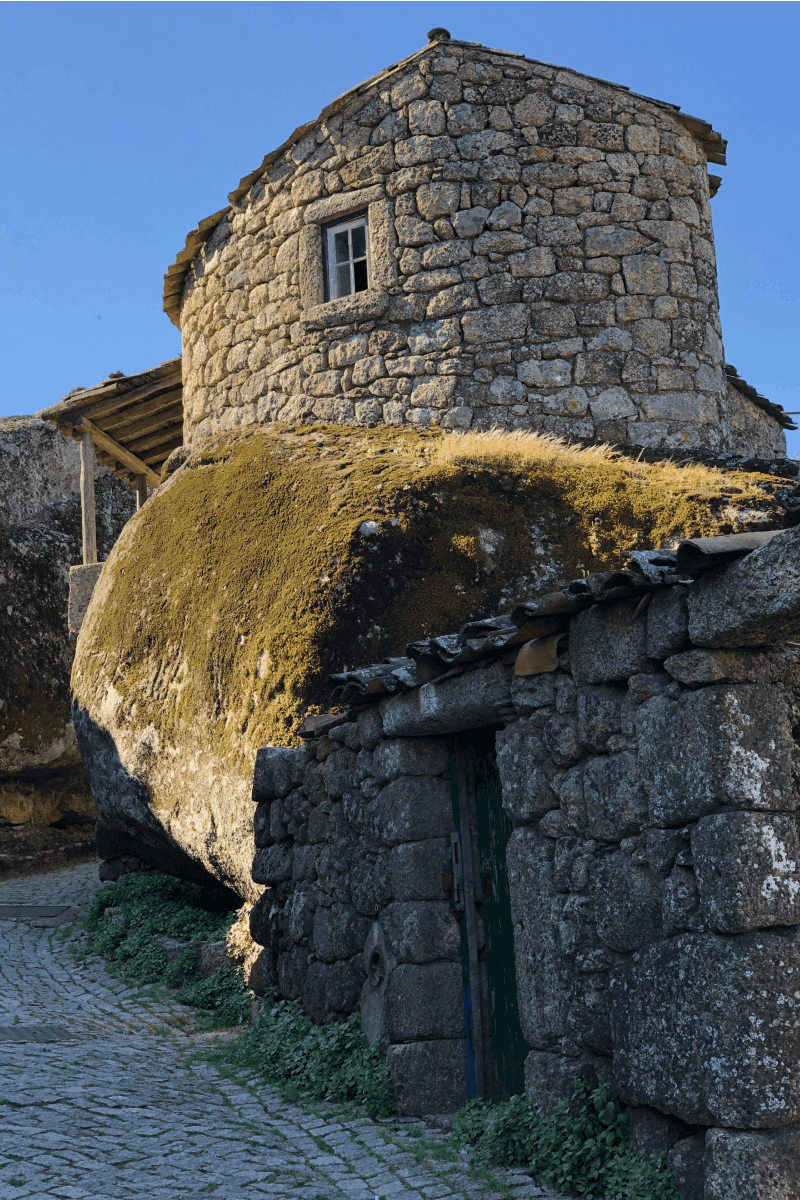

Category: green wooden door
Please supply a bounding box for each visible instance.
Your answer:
[472,730,528,1100]
[448,729,528,1101]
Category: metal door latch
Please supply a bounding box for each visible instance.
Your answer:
[443,831,465,909]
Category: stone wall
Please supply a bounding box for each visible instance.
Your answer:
[175,37,784,457]
[0,417,135,831]
[248,524,800,1196]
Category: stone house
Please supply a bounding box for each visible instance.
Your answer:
[164,29,793,456]
[57,28,800,1199]
[248,526,800,1199]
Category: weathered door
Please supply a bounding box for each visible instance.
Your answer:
[448,729,528,1101]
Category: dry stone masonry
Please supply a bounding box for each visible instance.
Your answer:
[167,33,789,456]
[247,524,800,1198]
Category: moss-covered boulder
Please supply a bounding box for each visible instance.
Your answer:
[72,425,788,899]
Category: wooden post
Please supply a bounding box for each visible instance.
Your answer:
[135,474,147,511]
[79,432,97,566]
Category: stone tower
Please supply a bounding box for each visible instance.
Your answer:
[165,33,784,458]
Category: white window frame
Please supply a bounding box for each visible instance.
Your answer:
[324,212,371,302]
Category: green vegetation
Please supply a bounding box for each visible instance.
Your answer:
[62,872,681,1194]
[221,998,395,1118]
[62,871,394,1114]
[449,1077,682,1200]
[62,871,252,1027]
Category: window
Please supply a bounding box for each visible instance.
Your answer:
[324,212,370,301]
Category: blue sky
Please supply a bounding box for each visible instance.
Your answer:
[1,1,798,456]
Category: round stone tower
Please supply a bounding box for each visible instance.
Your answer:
[164,32,785,457]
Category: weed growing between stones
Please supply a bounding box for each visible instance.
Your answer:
[60,871,252,1027]
[217,998,395,1118]
[449,1077,682,1200]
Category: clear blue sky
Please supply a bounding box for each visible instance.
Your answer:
[1,1,798,456]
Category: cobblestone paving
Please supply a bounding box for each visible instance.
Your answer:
[0,862,565,1200]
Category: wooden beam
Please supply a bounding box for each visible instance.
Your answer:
[80,432,97,566]
[126,425,184,457]
[135,475,148,511]
[79,417,161,489]
[103,400,184,442]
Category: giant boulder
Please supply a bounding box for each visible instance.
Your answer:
[71,424,789,898]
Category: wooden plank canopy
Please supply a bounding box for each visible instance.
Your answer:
[40,358,183,564]
[40,357,183,491]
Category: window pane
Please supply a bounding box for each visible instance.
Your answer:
[334,230,350,263]
[353,258,368,293]
[336,263,352,296]
[351,224,366,259]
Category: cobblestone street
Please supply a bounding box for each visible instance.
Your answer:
[0,863,560,1200]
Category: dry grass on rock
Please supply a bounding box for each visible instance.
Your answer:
[74,423,785,763]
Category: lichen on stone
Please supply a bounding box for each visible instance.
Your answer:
[72,424,787,895]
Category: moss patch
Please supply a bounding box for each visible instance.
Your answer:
[74,425,786,768]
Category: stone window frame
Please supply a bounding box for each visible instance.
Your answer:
[299,184,398,319]
[323,211,371,302]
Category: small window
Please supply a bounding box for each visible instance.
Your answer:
[324,212,370,301]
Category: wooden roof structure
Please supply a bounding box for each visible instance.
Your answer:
[40,358,183,491]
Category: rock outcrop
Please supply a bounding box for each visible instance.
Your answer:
[70,423,791,898]
[0,416,134,834]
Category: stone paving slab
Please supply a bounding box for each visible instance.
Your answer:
[0,862,567,1200]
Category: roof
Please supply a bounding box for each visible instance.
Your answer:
[162,35,727,328]
[725,365,797,431]
[39,358,183,491]
[326,530,787,711]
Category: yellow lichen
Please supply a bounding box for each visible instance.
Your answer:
[74,424,786,774]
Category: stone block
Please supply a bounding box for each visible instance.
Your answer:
[253,801,272,849]
[663,646,800,687]
[577,686,624,752]
[622,255,669,295]
[416,182,460,219]
[389,838,450,901]
[666,1135,705,1200]
[461,304,529,344]
[583,752,648,841]
[252,746,304,802]
[524,1049,614,1116]
[313,904,371,963]
[646,586,689,659]
[591,851,663,952]
[386,1040,470,1115]
[687,526,800,648]
[693,811,800,933]
[379,900,460,963]
[252,843,292,885]
[321,748,356,798]
[369,776,452,844]
[325,956,364,1014]
[68,563,104,634]
[507,827,573,1049]
[380,661,513,737]
[510,671,557,715]
[626,1107,694,1159]
[386,961,464,1040]
[704,1126,800,1200]
[371,738,448,782]
[543,714,582,765]
[588,386,637,422]
[636,685,798,826]
[585,226,647,257]
[662,864,703,936]
[610,930,800,1127]
[495,720,558,823]
[302,960,330,1022]
[569,602,651,685]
